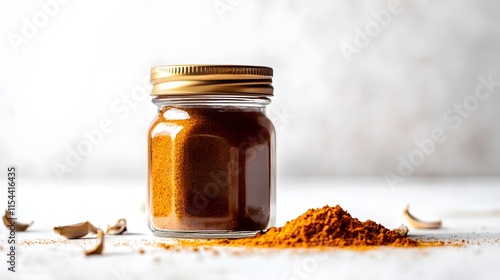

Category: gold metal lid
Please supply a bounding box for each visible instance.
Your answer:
[150,65,273,96]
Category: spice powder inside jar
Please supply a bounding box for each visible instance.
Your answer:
[147,65,276,238]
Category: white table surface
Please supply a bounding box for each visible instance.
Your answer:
[1,177,500,280]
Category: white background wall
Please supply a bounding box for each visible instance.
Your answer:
[1,0,499,182]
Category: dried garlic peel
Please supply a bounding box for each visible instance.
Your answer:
[2,209,33,232]
[53,221,98,239]
[106,218,127,235]
[394,224,409,237]
[84,228,104,256]
[403,205,442,229]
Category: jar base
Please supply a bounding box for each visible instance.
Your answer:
[150,228,262,239]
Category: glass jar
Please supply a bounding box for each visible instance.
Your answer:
[147,65,276,238]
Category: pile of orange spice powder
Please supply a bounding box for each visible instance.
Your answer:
[174,205,434,249]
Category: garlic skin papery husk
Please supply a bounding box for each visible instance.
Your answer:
[394,224,409,237]
[106,218,127,235]
[403,205,442,229]
[84,228,104,256]
[53,221,98,239]
[3,209,33,232]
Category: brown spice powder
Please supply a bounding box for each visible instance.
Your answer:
[215,205,418,248]
[148,106,274,231]
[176,205,443,249]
